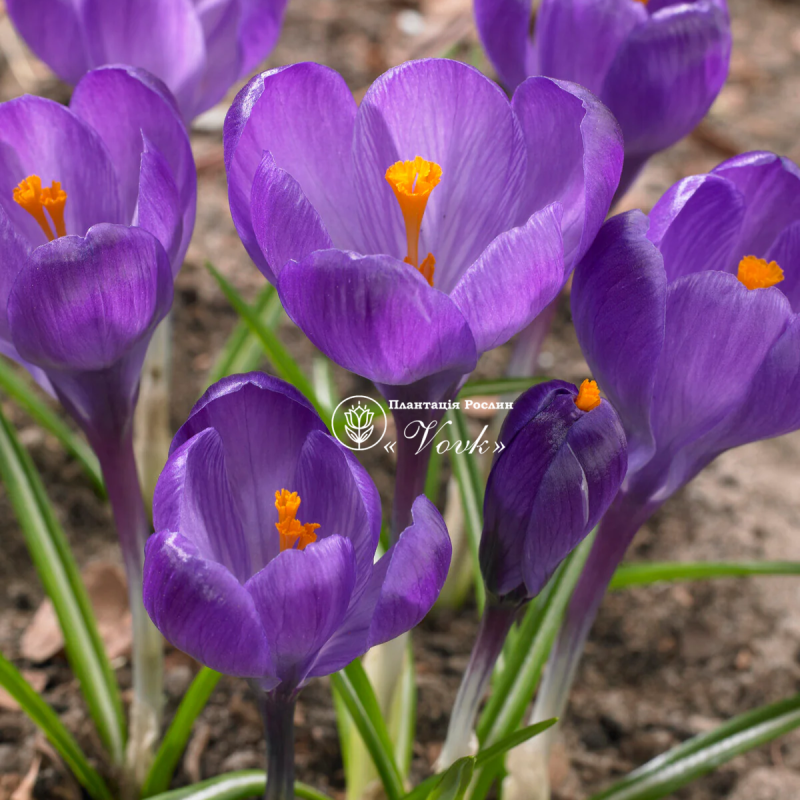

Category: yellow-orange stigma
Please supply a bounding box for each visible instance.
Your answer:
[575,379,602,412]
[13,175,68,241]
[737,255,784,291]
[274,489,320,552]
[385,156,441,286]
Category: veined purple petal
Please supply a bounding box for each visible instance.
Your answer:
[70,66,196,268]
[81,0,206,122]
[0,96,122,245]
[245,534,357,685]
[6,0,90,85]
[571,211,666,472]
[238,0,290,75]
[144,530,273,680]
[450,203,564,355]
[765,222,800,312]
[278,249,478,386]
[647,173,744,283]
[353,59,526,291]
[224,63,359,274]
[600,1,731,158]
[0,204,32,346]
[250,151,333,283]
[473,0,534,90]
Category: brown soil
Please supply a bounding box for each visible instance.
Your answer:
[1,0,800,798]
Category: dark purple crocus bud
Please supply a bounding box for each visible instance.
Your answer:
[474,0,732,198]
[439,379,627,768]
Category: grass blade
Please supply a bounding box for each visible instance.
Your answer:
[0,358,104,495]
[204,262,328,424]
[0,651,113,800]
[147,770,332,800]
[473,719,558,768]
[591,694,800,800]
[142,668,222,797]
[311,356,340,419]
[0,409,125,763]
[611,560,800,590]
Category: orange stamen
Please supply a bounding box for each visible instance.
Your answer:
[575,380,602,412]
[737,255,784,291]
[275,489,320,552]
[385,156,441,283]
[13,175,68,241]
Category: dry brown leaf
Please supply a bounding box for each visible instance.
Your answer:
[10,755,40,800]
[21,561,132,664]
[0,670,47,712]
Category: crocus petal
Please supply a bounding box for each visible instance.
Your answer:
[0,204,32,345]
[144,530,273,680]
[137,138,183,267]
[765,222,800,312]
[224,63,359,274]
[70,66,196,266]
[650,270,793,496]
[600,2,731,158]
[278,250,478,386]
[170,372,327,567]
[353,58,526,291]
[6,0,91,85]
[250,151,333,283]
[246,534,357,684]
[309,496,451,677]
[450,203,564,355]
[293,430,382,602]
[571,211,666,471]
[712,153,800,268]
[238,0,290,74]
[153,429,252,584]
[473,0,535,90]
[646,173,745,283]
[0,96,122,244]
[535,0,647,95]
[8,224,172,372]
[81,0,206,121]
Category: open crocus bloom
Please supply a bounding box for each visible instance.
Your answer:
[0,65,195,395]
[474,0,731,197]
[224,59,623,404]
[143,373,452,691]
[573,152,800,507]
[7,0,289,122]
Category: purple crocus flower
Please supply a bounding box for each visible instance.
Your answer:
[530,151,800,754]
[6,0,289,122]
[475,0,732,197]
[143,372,452,800]
[224,58,623,535]
[439,379,627,767]
[0,65,195,779]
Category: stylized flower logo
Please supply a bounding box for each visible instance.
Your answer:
[332,395,387,451]
[344,402,375,448]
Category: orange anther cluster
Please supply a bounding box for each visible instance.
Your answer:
[575,380,602,413]
[385,156,442,284]
[275,489,320,552]
[737,255,784,291]
[13,175,68,241]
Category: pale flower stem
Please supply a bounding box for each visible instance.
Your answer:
[261,692,297,800]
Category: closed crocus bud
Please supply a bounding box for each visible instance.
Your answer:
[474,0,731,198]
[6,0,289,122]
[438,379,626,768]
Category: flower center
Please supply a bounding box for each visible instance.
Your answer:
[737,255,784,291]
[13,175,68,241]
[385,156,441,287]
[575,380,601,412]
[275,489,320,552]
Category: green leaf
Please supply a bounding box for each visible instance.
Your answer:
[591,693,800,800]
[141,668,222,797]
[311,356,340,419]
[330,662,406,800]
[424,444,443,503]
[457,377,547,400]
[0,651,113,800]
[473,718,558,768]
[0,358,104,495]
[405,759,475,800]
[204,262,329,425]
[446,410,486,614]
[147,770,332,800]
[0,409,125,764]
[207,284,284,386]
[611,560,800,590]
